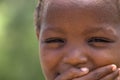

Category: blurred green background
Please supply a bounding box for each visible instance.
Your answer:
[0,0,45,80]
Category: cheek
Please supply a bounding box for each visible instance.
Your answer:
[91,50,120,67]
[112,49,120,67]
[40,48,63,72]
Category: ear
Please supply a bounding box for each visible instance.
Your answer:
[36,28,40,40]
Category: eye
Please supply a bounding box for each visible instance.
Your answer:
[87,37,114,48]
[43,37,65,49]
[88,37,114,43]
[44,38,65,43]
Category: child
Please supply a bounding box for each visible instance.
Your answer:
[34,0,120,80]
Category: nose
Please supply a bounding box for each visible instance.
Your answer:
[63,48,88,66]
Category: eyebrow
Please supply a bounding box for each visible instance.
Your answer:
[82,27,107,35]
[43,27,65,34]
[43,26,116,37]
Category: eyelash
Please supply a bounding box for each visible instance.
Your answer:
[44,38,65,43]
[44,37,114,43]
[87,37,114,43]
[43,37,114,49]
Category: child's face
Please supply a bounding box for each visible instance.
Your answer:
[37,0,120,80]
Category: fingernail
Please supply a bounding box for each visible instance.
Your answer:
[80,67,89,73]
[117,76,120,80]
[111,64,117,71]
[117,77,119,80]
[116,68,120,80]
[118,68,120,75]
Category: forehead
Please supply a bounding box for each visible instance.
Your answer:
[41,0,120,32]
[42,0,119,23]
[40,0,120,40]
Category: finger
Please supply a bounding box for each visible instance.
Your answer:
[86,64,117,80]
[100,69,119,80]
[115,68,120,80]
[73,64,117,80]
[55,67,89,80]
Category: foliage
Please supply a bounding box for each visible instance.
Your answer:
[0,0,44,80]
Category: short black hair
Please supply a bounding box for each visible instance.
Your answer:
[34,0,43,31]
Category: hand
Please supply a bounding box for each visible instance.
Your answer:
[73,64,119,80]
[55,67,89,80]
[55,64,120,80]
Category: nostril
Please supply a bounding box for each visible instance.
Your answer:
[55,72,60,78]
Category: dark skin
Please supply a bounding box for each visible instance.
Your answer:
[36,0,120,80]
